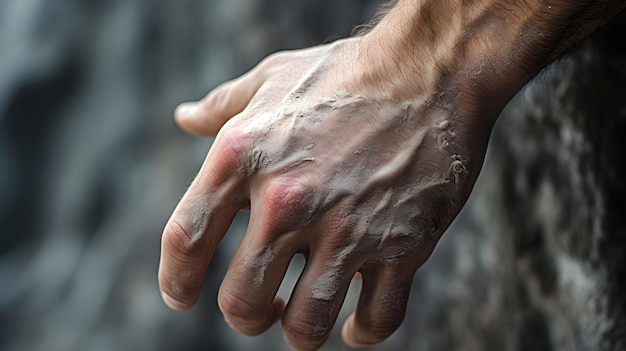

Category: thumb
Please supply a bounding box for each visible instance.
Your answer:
[175,71,264,137]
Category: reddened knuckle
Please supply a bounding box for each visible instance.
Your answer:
[265,177,310,209]
[263,177,315,227]
[217,123,246,149]
[212,126,249,174]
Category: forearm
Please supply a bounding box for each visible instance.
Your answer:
[363,0,625,115]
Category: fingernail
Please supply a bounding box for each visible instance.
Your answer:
[161,291,189,311]
[175,102,198,119]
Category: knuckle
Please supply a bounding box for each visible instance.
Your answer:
[357,317,403,342]
[265,177,312,209]
[217,123,247,153]
[162,219,202,258]
[212,126,250,178]
[263,176,316,228]
[160,221,204,303]
[282,315,329,349]
[218,290,260,320]
[217,290,267,335]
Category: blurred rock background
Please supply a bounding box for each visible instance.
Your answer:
[0,1,624,350]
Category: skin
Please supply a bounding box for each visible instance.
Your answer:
[158,0,626,350]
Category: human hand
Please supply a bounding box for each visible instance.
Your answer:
[158,34,500,349]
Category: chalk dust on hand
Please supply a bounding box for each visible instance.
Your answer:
[244,245,276,286]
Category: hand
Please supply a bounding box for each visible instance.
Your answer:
[158,34,495,350]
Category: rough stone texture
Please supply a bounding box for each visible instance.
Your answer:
[0,1,624,350]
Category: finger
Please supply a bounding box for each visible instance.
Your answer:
[340,231,439,347]
[217,239,296,336]
[175,70,265,137]
[281,248,361,351]
[159,130,248,311]
[341,263,415,348]
[217,176,312,336]
[278,202,368,350]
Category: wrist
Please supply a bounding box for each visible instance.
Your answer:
[357,0,527,124]
[367,0,532,99]
[357,0,625,121]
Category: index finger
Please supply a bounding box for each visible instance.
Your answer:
[158,129,249,310]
